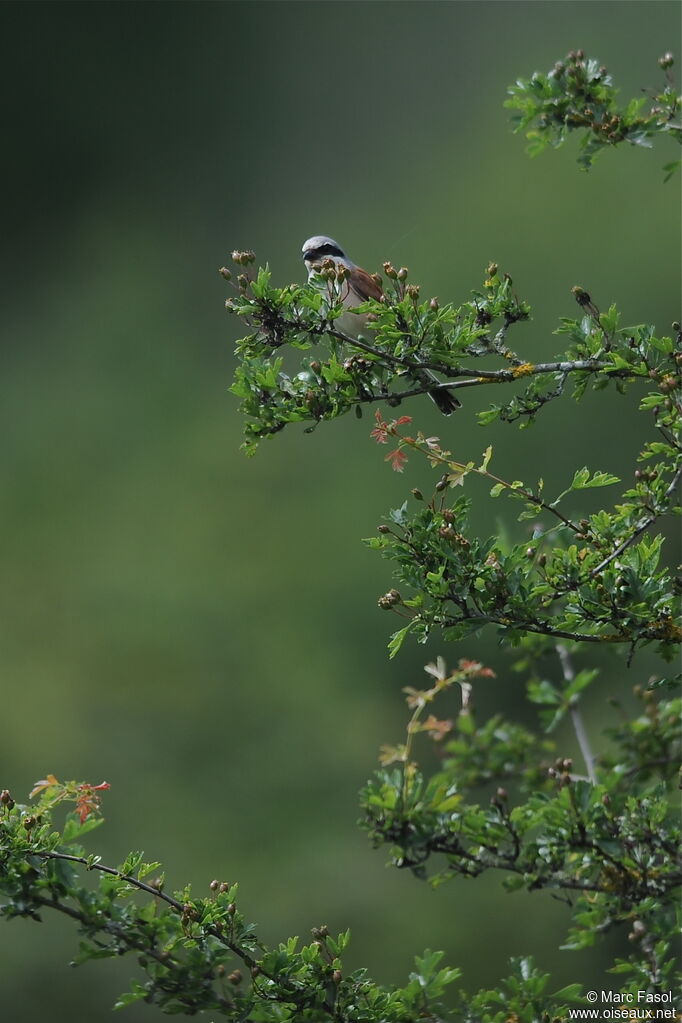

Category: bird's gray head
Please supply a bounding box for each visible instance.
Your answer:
[301,236,353,269]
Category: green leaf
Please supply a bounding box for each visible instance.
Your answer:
[663,159,681,182]
[599,303,619,333]
[389,502,409,526]
[551,983,584,1002]
[114,977,148,1010]
[62,814,104,844]
[388,623,413,659]
[565,668,599,701]
[579,469,620,488]
[478,445,493,472]
[570,467,590,489]
[527,679,561,706]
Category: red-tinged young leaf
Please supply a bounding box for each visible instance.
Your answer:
[75,782,110,823]
[30,774,60,798]
[386,448,409,472]
[422,715,453,741]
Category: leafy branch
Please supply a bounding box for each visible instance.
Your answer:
[366,360,680,660]
[362,659,681,991]
[506,49,681,176]
[1,780,467,1021]
[3,46,680,1023]
[1,780,597,1021]
[223,251,679,452]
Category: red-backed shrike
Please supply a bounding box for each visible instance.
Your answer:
[301,236,459,415]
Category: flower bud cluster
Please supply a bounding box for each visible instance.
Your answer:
[378,589,402,610]
[231,250,256,266]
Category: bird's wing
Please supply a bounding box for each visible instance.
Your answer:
[347,266,384,304]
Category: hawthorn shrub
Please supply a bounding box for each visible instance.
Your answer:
[1,51,680,1021]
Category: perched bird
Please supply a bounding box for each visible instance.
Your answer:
[301,235,460,415]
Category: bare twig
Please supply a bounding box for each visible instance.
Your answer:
[556,644,597,785]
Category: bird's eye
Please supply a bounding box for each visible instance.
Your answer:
[303,244,342,262]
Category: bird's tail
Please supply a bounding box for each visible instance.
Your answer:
[417,368,460,415]
[428,387,461,416]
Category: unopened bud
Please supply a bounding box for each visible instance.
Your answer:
[231,250,256,266]
[571,286,591,307]
[218,267,232,281]
[378,589,402,610]
[397,267,408,281]
[411,488,424,501]
[228,969,243,985]
[659,53,674,70]
[332,969,342,984]
[429,297,439,311]
[383,262,397,279]
[377,524,391,534]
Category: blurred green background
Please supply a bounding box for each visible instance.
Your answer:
[1,1,680,1018]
